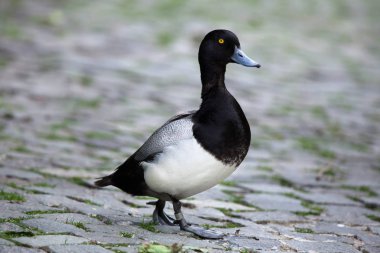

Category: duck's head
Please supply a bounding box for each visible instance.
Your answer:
[198,29,261,69]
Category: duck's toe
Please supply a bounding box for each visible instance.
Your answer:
[181,224,224,239]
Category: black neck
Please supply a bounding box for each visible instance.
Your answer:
[200,63,226,99]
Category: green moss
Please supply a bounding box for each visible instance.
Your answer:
[346,195,380,211]
[120,232,134,238]
[297,137,336,159]
[0,231,34,239]
[0,217,26,223]
[6,182,45,194]
[341,185,378,197]
[271,175,294,188]
[0,57,10,69]
[85,131,114,140]
[67,177,89,187]
[0,21,24,40]
[322,167,336,177]
[327,121,344,138]
[25,209,69,215]
[122,200,144,208]
[283,192,302,200]
[93,239,131,252]
[0,190,25,202]
[256,165,273,172]
[284,193,324,216]
[33,183,55,188]
[71,98,101,109]
[310,106,329,121]
[41,132,77,142]
[299,201,324,216]
[90,214,112,225]
[203,220,243,229]
[139,243,171,253]
[68,221,89,231]
[79,75,93,86]
[139,221,158,233]
[217,208,235,217]
[135,196,156,200]
[12,145,32,153]
[366,214,380,223]
[294,211,320,217]
[261,125,285,140]
[240,249,257,253]
[295,227,314,233]
[222,190,262,210]
[67,196,101,206]
[156,31,174,47]
[220,180,237,187]
[49,119,76,131]
[267,104,295,117]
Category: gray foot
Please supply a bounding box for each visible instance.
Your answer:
[152,200,175,226]
[172,199,224,239]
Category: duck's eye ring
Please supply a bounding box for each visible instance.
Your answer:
[218,38,224,44]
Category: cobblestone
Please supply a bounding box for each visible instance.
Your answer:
[1,0,380,252]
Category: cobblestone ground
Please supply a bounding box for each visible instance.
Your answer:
[1,1,380,252]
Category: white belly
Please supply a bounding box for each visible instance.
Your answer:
[141,138,236,199]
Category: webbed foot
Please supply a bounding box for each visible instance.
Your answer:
[151,200,175,226]
[180,223,224,239]
[172,199,224,239]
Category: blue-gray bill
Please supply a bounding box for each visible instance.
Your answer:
[231,46,261,68]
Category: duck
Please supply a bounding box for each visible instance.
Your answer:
[95,29,260,239]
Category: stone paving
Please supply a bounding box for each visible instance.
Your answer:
[1,1,380,252]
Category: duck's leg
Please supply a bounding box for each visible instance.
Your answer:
[151,200,175,226]
[172,199,224,239]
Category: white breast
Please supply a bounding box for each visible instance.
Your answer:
[141,138,236,199]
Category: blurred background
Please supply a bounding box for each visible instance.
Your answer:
[1,0,380,251]
[0,0,379,181]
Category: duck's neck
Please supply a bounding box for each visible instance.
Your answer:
[200,64,226,99]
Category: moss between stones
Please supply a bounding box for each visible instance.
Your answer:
[366,214,380,222]
[33,182,56,188]
[0,190,25,202]
[202,220,244,229]
[283,193,324,216]
[220,180,237,187]
[90,214,112,225]
[67,221,89,231]
[222,190,262,210]
[7,182,46,195]
[25,209,69,215]
[67,196,101,206]
[0,231,34,239]
[297,137,336,159]
[120,231,134,238]
[341,185,378,197]
[295,227,315,233]
[139,221,158,233]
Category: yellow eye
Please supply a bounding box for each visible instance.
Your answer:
[218,38,224,44]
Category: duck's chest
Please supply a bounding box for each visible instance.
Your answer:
[193,95,251,166]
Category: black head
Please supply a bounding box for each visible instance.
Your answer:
[198,29,260,68]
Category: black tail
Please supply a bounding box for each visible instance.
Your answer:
[94,175,112,187]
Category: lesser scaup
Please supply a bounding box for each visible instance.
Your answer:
[95,29,260,239]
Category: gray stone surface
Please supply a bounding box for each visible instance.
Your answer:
[283,240,362,253]
[43,244,113,253]
[0,1,380,252]
[0,246,45,253]
[13,235,89,247]
[22,218,86,235]
[245,193,310,212]
[0,238,13,246]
